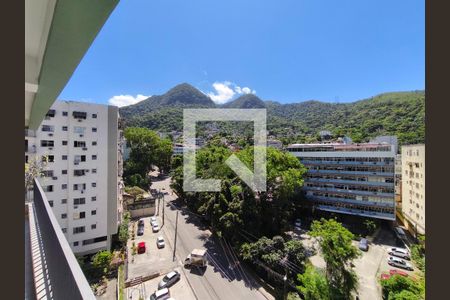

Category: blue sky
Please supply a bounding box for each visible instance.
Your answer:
[59,0,424,107]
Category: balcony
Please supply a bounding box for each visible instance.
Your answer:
[306,194,395,208]
[302,160,392,167]
[303,186,395,198]
[307,169,394,177]
[25,178,95,299]
[306,177,394,187]
[315,204,396,221]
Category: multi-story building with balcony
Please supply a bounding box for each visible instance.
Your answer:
[401,144,425,235]
[286,140,397,220]
[25,100,123,255]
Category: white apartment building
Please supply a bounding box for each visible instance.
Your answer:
[401,144,425,235]
[25,100,123,255]
[287,139,397,220]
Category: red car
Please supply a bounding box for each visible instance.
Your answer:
[389,269,409,277]
[137,242,146,254]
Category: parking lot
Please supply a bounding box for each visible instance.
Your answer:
[302,225,421,300]
[125,215,196,300]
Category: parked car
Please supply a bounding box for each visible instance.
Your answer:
[359,238,369,251]
[148,288,170,300]
[138,219,145,226]
[157,236,165,248]
[388,247,411,260]
[152,220,160,227]
[388,256,414,271]
[138,242,146,254]
[158,271,181,289]
[150,216,157,224]
[137,225,144,236]
[389,269,409,277]
[152,224,160,233]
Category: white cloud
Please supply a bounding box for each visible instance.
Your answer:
[207,81,256,104]
[108,94,150,107]
[207,82,236,104]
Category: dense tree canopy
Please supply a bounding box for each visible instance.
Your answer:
[170,145,307,239]
[310,218,360,299]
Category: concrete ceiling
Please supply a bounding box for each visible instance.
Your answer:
[25,0,119,129]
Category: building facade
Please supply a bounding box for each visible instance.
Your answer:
[25,101,123,255]
[287,141,396,220]
[401,144,425,235]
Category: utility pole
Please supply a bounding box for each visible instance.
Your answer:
[157,189,160,216]
[162,193,165,226]
[173,211,179,262]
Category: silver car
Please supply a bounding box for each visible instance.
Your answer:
[157,236,165,248]
[388,256,414,271]
[158,271,181,289]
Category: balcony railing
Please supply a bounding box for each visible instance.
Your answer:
[303,186,395,198]
[306,194,395,208]
[307,169,395,177]
[302,160,392,167]
[315,204,396,221]
[25,178,95,299]
[306,177,394,187]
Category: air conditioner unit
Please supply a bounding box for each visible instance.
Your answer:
[78,119,82,122]
[82,147,88,151]
[48,147,53,150]
[52,176,58,180]
[48,133,53,136]
[81,190,84,194]
[74,205,78,209]
[80,134,84,137]
[86,170,90,172]
[74,162,79,165]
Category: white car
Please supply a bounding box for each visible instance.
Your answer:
[152,224,160,233]
[157,236,165,248]
[148,288,170,300]
[388,247,410,260]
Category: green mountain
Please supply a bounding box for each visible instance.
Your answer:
[222,94,266,108]
[119,84,425,145]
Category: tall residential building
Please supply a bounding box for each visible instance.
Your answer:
[287,140,396,220]
[401,144,425,235]
[25,100,123,255]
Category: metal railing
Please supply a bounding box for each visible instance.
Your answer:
[26,178,95,299]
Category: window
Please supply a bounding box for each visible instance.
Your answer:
[45,109,55,118]
[61,199,67,204]
[62,155,68,160]
[48,200,53,207]
[62,228,67,233]
[91,224,97,230]
[92,141,97,146]
[42,155,54,163]
[91,210,97,216]
[42,170,54,177]
[91,196,97,201]
[92,155,97,160]
[73,198,86,205]
[82,235,107,245]
[73,183,86,190]
[73,241,79,246]
[92,113,97,118]
[92,169,97,174]
[61,184,67,190]
[73,111,87,119]
[62,170,67,175]
[41,140,54,147]
[62,140,68,146]
[61,213,67,219]
[73,126,86,134]
[62,126,68,131]
[73,226,85,234]
[42,125,54,132]
[74,212,86,220]
[74,155,86,163]
[44,185,53,192]
[74,141,86,147]
[92,127,97,132]
[62,111,68,116]
[74,169,86,176]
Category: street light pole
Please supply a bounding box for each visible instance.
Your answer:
[173,210,179,262]
[162,193,165,226]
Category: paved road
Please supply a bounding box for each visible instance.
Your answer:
[151,175,272,300]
